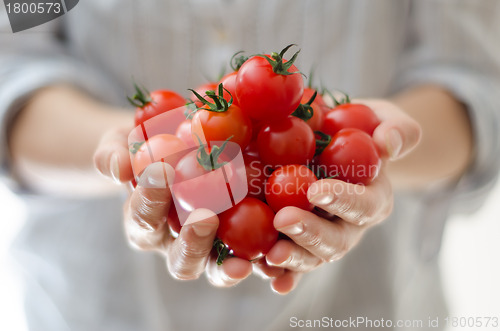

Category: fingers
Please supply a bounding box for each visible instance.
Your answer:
[307,173,393,226]
[94,127,134,183]
[360,99,422,160]
[270,271,303,295]
[126,164,236,282]
[165,209,220,280]
[266,240,323,272]
[124,162,248,282]
[273,207,365,262]
[125,162,175,250]
[206,256,253,287]
[252,259,286,279]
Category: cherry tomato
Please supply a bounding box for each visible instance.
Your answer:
[257,116,315,168]
[303,87,328,108]
[191,104,252,150]
[318,128,381,185]
[250,118,266,141]
[167,206,181,237]
[167,202,196,237]
[244,140,259,158]
[131,134,189,177]
[301,87,326,131]
[243,154,268,201]
[175,120,196,147]
[218,71,239,106]
[189,82,218,101]
[236,50,304,122]
[217,197,278,261]
[265,164,317,212]
[173,148,245,214]
[129,86,186,127]
[244,118,265,157]
[322,102,380,136]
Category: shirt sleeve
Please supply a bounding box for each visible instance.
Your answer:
[396,0,500,214]
[0,12,116,183]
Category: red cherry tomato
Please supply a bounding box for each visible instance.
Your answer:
[175,120,196,148]
[167,206,181,237]
[189,82,218,101]
[244,139,259,158]
[131,134,189,177]
[307,102,325,131]
[191,104,252,150]
[301,87,326,131]
[322,102,380,136]
[257,116,315,168]
[217,197,278,261]
[318,128,381,185]
[173,149,245,214]
[250,118,266,141]
[303,87,328,108]
[218,71,239,106]
[243,154,268,201]
[265,164,318,212]
[131,88,186,127]
[236,52,304,122]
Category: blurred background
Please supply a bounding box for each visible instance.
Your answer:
[1,180,500,331]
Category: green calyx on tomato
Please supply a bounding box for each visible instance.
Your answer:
[195,135,231,171]
[314,130,332,156]
[292,90,317,121]
[230,51,249,71]
[127,83,152,108]
[184,100,198,120]
[256,44,301,76]
[214,238,230,265]
[189,83,233,113]
[129,141,145,154]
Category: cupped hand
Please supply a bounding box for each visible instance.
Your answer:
[262,99,422,294]
[92,98,421,294]
[93,127,252,286]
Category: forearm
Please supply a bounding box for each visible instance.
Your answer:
[8,85,133,194]
[388,84,473,191]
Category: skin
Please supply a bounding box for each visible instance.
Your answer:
[8,83,472,294]
[8,85,131,196]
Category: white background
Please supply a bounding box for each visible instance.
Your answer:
[1,181,500,331]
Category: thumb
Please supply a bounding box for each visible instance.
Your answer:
[361,99,422,160]
[93,127,134,183]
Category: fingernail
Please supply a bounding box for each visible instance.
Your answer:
[191,223,216,237]
[221,270,237,282]
[138,162,174,188]
[136,218,156,232]
[267,255,291,267]
[184,209,218,237]
[386,129,403,160]
[310,193,334,206]
[279,222,304,235]
[110,154,121,184]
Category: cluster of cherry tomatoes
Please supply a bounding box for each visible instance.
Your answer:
[128,45,382,265]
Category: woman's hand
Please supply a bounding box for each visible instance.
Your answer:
[93,98,422,294]
[93,127,253,286]
[261,99,422,294]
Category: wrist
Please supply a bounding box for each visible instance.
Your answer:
[8,84,134,194]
